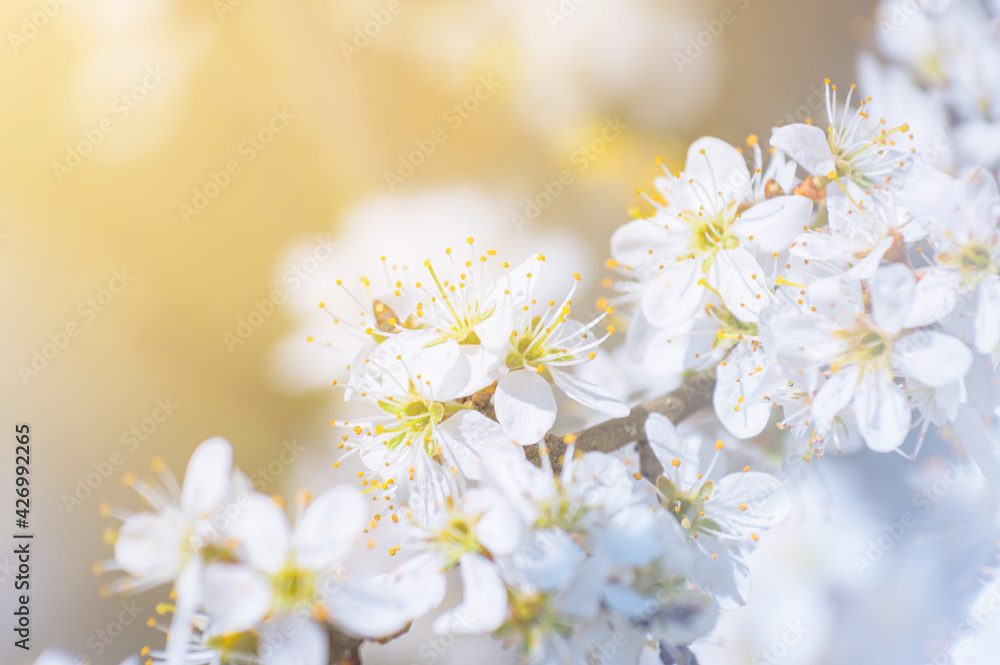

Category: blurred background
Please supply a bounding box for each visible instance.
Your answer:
[0,0,918,663]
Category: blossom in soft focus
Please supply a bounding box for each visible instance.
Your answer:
[98,438,235,665]
[373,0,722,134]
[644,414,790,609]
[62,2,1000,664]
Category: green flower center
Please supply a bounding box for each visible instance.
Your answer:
[534,482,591,533]
[496,588,572,655]
[830,323,893,376]
[657,476,721,536]
[939,240,998,290]
[430,512,485,569]
[505,314,575,381]
[378,383,457,456]
[271,560,318,615]
[681,206,740,270]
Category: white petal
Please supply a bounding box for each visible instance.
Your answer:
[693,547,750,610]
[845,236,894,280]
[115,511,188,582]
[553,554,610,619]
[327,553,446,639]
[181,437,233,516]
[734,195,813,252]
[602,582,650,621]
[610,218,672,267]
[686,137,750,205]
[163,559,203,665]
[709,472,791,537]
[391,337,462,399]
[975,275,1000,355]
[258,618,328,665]
[494,370,557,445]
[640,260,705,329]
[475,501,524,556]
[894,331,973,388]
[437,410,521,480]
[956,120,1000,167]
[854,373,911,452]
[714,345,771,438]
[508,529,585,591]
[871,264,916,334]
[597,503,687,567]
[811,366,860,433]
[293,486,367,571]
[951,404,999,478]
[227,494,291,574]
[202,563,272,637]
[806,274,863,324]
[432,553,507,634]
[32,651,79,665]
[904,267,962,327]
[436,343,500,400]
[550,368,629,417]
[567,452,636,516]
[711,248,770,322]
[769,124,836,176]
[644,413,692,480]
[474,303,516,356]
[481,455,547,525]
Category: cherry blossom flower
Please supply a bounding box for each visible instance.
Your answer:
[763,267,973,453]
[99,438,236,665]
[643,414,790,609]
[771,80,914,199]
[612,136,812,331]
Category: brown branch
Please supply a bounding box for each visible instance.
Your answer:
[327,627,363,665]
[524,370,716,473]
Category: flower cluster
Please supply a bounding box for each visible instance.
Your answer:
[48,4,1000,665]
[373,416,787,665]
[94,438,421,665]
[323,243,627,520]
[865,0,1000,171]
[88,413,790,665]
[612,75,999,466]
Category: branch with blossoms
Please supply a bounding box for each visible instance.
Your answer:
[527,369,717,474]
[36,3,1000,665]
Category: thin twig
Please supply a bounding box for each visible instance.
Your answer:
[524,370,716,472]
